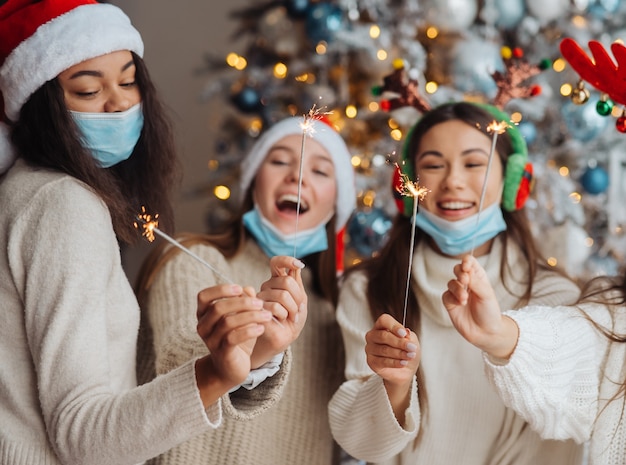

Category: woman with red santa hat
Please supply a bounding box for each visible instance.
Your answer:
[0,1,306,464]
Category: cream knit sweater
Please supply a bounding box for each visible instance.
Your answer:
[487,302,626,465]
[141,238,344,465]
[0,161,290,465]
[329,238,583,465]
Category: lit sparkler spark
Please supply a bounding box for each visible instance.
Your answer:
[293,103,332,257]
[298,103,331,136]
[134,207,233,284]
[394,163,429,328]
[394,163,430,201]
[469,119,509,256]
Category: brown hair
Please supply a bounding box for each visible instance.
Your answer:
[346,102,559,437]
[10,52,180,244]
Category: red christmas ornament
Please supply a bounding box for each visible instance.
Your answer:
[512,47,524,59]
[530,84,542,96]
[616,115,626,133]
[392,165,406,213]
[380,99,391,111]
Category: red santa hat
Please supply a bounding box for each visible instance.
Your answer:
[0,0,144,172]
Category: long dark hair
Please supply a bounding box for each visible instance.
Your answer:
[10,52,180,244]
[346,102,557,435]
[135,185,339,307]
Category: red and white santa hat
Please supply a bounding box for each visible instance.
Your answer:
[239,116,357,232]
[0,0,144,172]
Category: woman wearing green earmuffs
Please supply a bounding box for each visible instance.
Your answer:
[328,102,583,464]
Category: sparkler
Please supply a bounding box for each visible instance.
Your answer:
[469,120,509,256]
[394,163,429,328]
[134,207,233,284]
[292,103,332,258]
[135,207,284,326]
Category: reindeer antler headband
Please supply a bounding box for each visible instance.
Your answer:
[560,38,626,132]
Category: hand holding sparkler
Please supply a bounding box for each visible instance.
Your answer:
[442,254,519,360]
[194,283,274,406]
[364,313,420,420]
[251,255,308,367]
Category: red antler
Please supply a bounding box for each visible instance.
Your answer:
[380,67,432,113]
[560,38,626,105]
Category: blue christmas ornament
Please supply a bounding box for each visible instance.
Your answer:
[347,208,392,258]
[285,0,309,18]
[517,120,537,146]
[587,0,621,19]
[580,165,609,194]
[493,0,526,29]
[450,38,504,98]
[232,86,262,113]
[305,2,344,44]
[562,98,609,142]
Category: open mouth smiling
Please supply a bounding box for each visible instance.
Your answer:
[438,201,474,211]
[277,193,309,214]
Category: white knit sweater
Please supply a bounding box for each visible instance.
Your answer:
[141,238,344,465]
[0,160,286,465]
[487,303,626,465]
[329,238,583,465]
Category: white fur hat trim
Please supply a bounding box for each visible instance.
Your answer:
[239,117,356,231]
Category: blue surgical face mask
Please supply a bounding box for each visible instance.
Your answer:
[242,206,329,259]
[412,202,506,256]
[70,103,144,168]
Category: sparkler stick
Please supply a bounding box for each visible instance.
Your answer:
[135,207,284,326]
[134,207,233,283]
[293,103,331,258]
[394,164,429,328]
[469,120,509,256]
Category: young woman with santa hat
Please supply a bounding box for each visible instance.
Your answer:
[0,1,305,464]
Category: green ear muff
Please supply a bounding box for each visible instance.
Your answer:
[472,103,532,211]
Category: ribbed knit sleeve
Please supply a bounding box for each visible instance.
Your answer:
[485,303,626,464]
[328,271,419,462]
[484,304,609,443]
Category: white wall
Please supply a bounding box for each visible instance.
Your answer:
[110,1,247,282]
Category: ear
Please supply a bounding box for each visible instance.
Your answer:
[502,153,533,211]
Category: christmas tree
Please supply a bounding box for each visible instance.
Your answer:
[196,0,626,280]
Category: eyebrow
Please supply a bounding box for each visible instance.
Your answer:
[67,59,135,80]
[416,147,489,160]
[269,145,334,163]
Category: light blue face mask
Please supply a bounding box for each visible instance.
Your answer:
[412,202,506,256]
[242,207,329,259]
[70,103,144,168]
